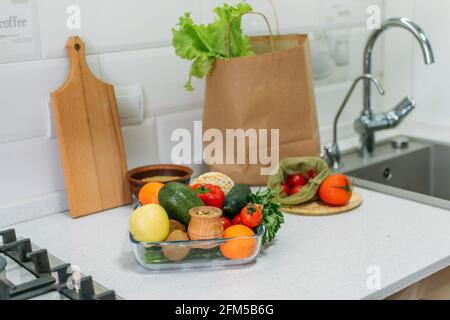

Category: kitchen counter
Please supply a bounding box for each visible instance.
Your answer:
[5,121,450,300]
[6,185,450,300]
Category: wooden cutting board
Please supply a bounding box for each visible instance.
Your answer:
[51,36,131,218]
[281,191,363,216]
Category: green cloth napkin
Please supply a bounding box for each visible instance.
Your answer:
[268,157,330,206]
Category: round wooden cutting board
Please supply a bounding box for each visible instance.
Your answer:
[281,191,363,217]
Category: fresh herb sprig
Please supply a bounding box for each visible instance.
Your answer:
[249,189,285,245]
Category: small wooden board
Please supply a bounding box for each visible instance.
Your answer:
[51,37,131,218]
[281,192,363,216]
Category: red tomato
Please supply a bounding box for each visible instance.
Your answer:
[220,217,231,230]
[240,204,263,228]
[308,170,317,180]
[319,174,353,206]
[289,184,303,196]
[232,215,242,225]
[287,174,307,188]
[282,184,290,195]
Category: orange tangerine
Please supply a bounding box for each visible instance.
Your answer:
[138,182,164,205]
[220,225,257,260]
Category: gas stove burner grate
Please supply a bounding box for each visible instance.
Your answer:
[0,256,6,273]
[0,229,117,300]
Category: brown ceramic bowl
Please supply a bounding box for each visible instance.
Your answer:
[126,164,193,199]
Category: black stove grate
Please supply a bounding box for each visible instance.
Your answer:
[0,228,117,300]
[0,256,6,273]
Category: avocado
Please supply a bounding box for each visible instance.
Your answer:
[222,184,251,219]
[158,182,204,226]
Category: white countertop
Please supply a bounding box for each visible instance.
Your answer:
[6,185,450,300]
[5,120,450,300]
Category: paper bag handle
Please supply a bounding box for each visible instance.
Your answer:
[239,0,281,35]
[226,11,275,58]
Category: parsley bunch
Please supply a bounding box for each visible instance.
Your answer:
[249,189,285,245]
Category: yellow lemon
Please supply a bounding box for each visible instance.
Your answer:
[129,204,170,242]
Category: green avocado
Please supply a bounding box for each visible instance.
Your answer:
[158,182,204,226]
[222,184,251,219]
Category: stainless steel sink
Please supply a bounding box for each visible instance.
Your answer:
[338,137,450,211]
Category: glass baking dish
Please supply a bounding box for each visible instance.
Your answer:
[130,226,264,271]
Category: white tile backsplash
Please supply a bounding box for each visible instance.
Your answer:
[275,0,320,33]
[0,0,42,63]
[37,0,203,58]
[319,0,383,29]
[410,0,449,125]
[203,0,279,35]
[99,47,205,117]
[202,0,320,35]
[115,84,145,127]
[122,117,159,169]
[0,55,101,144]
[0,0,391,224]
[0,138,64,206]
[155,107,204,164]
[0,60,53,144]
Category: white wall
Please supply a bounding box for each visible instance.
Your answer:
[382,0,448,127]
[0,0,384,226]
[382,0,415,111]
[410,0,450,126]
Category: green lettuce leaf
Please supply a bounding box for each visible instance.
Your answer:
[172,3,254,91]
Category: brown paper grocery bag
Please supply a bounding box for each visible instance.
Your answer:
[203,34,321,185]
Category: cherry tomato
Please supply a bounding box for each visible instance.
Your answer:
[220,217,231,230]
[240,204,263,228]
[282,184,290,195]
[289,184,303,196]
[308,170,317,180]
[232,215,242,225]
[287,174,307,188]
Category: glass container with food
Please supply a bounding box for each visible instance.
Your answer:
[130,225,264,271]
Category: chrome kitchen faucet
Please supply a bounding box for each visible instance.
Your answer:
[325,74,385,170]
[324,18,435,169]
[357,17,435,157]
